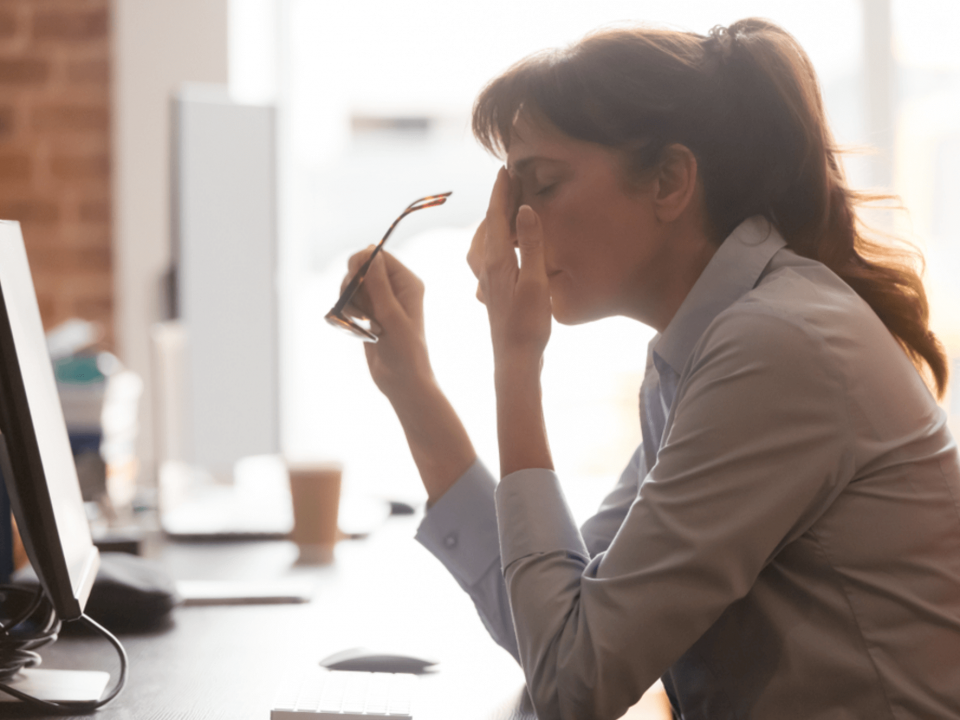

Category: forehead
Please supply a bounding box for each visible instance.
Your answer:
[506,112,623,176]
[506,113,581,168]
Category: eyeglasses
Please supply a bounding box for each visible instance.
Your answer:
[325,192,452,342]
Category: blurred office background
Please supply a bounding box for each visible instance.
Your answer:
[1,0,958,520]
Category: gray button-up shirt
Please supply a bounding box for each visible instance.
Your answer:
[416,217,960,719]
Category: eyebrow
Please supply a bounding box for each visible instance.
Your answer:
[508,156,563,174]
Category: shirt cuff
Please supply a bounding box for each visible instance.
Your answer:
[495,468,589,572]
[415,458,501,587]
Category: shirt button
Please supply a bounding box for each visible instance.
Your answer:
[444,533,458,549]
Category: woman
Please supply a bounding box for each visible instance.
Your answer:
[341,18,960,720]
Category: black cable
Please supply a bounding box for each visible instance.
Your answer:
[0,585,59,682]
[0,584,128,712]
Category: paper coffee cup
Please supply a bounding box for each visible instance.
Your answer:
[286,461,342,565]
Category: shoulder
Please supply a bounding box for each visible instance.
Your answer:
[681,256,876,412]
[694,251,881,374]
[692,302,835,385]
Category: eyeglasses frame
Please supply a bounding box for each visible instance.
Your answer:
[324,192,452,342]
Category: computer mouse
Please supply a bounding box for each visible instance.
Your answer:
[319,647,439,674]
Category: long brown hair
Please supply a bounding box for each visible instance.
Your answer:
[472,18,948,398]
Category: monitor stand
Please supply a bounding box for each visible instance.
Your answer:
[0,435,109,706]
[0,668,110,703]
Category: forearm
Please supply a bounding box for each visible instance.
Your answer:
[495,360,553,477]
[387,377,477,505]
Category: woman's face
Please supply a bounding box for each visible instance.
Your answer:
[505,115,671,326]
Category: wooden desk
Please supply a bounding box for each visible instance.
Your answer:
[4,515,669,719]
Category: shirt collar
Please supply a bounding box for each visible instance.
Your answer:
[653,216,787,376]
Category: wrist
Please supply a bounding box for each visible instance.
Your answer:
[387,378,476,504]
[373,343,436,405]
[383,368,438,410]
[494,368,552,477]
[494,353,543,388]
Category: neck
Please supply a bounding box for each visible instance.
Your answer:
[626,221,718,333]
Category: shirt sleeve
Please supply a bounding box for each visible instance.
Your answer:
[580,445,645,557]
[415,457,520,660]
[496,310,854,720]
[415,447,647,664]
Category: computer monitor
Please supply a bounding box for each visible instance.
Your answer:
[0,220,100,621]
[0,221,122,708]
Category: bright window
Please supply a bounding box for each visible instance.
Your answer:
[891,0,960,430]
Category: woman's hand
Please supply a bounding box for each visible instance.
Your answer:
[469,167,552,369]
[340,248,477,504]
[341,248,433,401]
[469,167,554,477]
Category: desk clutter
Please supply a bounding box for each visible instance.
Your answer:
[47,319,143,533]
[158,454,394,546]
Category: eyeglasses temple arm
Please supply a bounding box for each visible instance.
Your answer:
[331,193,452,313]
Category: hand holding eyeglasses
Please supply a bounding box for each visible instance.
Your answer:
[326,193,451,342]
[328,193,451,399]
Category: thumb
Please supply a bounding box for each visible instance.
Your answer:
[516,205,546,282]
[362,250,404,323]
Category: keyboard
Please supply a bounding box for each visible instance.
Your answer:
[271,670,417,719]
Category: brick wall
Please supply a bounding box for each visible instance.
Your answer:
[0,0,112,348]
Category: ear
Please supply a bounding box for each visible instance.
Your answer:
[652,144,698,223]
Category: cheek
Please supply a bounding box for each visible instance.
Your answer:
[538,207,586,263]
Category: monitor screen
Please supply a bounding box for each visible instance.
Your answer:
[0,220,99,621]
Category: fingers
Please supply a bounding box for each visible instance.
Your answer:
[478,167,522,304]
[478,175,552,362]
[341,247,426,332]
[467,219,485,279]
[378,250,426,324]
[340,249,371,318]
[342,248,372,296]
[468,219,487,304]
[483,167,519,271]
[379,250,424,301]
[339,247,399,322]
[516,205,547,287]
[361,249,405,325]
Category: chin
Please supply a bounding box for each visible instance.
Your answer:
[550,297,599,326]
[548,280,612,326]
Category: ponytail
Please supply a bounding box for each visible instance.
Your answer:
[706,19,947,395]
[473,18,949,397]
